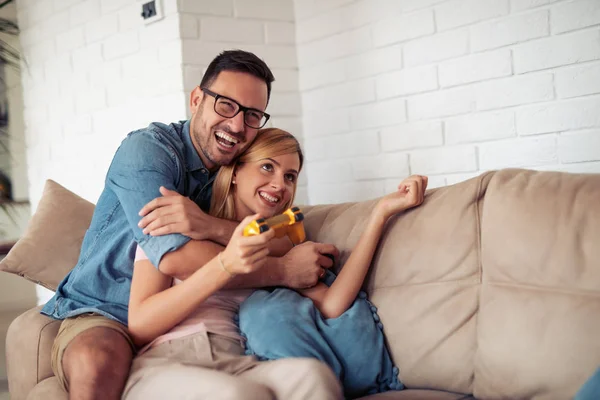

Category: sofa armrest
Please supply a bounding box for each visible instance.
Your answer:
[6,305,61,400]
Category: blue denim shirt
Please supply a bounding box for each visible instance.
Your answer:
[41,120,215,325]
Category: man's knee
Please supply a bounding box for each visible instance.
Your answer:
[63,327,132,383]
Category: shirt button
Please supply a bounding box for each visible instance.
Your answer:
[200,168,208,174]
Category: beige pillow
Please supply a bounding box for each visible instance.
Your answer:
[0,180,94,291]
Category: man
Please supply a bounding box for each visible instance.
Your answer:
[42,50,340,400]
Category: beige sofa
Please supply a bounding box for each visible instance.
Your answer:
[2,168,600,399]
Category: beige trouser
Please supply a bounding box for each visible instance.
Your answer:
[122,330,343,400]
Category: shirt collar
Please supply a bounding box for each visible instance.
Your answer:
[182,120,207,172]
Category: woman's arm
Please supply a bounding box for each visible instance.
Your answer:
[299,211,387,319]
[128,256,232,347]
[128,214,275,347]
[300,175,428,319]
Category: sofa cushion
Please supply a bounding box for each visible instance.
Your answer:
[0,179,94,291]
[6,305,60,400]
[24,377,68,400]
[302,171,494,395]
[475,169,600,399]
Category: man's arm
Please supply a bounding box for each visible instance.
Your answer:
[138,187,298,252]
[138,187,237,246]
[107,132,195,269]
[159,238,338,290]
[138,187,339,289]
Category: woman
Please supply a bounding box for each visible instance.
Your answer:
[238,174,427,398]
[123,128,341,400]
[131,127,428,399]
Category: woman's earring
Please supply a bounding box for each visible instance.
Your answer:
[232,179,236,184]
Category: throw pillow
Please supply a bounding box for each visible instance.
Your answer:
[0,180,94,290]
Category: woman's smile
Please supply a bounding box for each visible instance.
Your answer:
[234,152,300,220]
[258,191,281,208]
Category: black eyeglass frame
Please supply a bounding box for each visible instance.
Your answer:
[200,87,271,129]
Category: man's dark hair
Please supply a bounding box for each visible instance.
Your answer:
[200,49,275,103]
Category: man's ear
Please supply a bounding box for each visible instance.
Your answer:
[190,86,204,111]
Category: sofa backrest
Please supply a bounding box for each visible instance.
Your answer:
[302,168,600,398]
[476,169,600,399]
[302,171,492,395]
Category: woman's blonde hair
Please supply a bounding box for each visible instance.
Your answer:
[209,128,303,220]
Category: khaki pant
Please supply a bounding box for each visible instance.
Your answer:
[51,313,136,392]
[122,330,343,400]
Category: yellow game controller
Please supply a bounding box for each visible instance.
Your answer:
[243,207,306,245]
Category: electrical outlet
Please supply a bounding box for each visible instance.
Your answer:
[141,1,156,19]
[138,0,163,25]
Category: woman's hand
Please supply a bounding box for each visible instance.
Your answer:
[377,175,428,220]
[220,214,276,276]
[138,186,210,240]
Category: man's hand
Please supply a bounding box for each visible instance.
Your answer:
[138,186,213,240]
[279,241,340,289]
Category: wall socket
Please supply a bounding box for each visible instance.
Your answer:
[138,0,163,25]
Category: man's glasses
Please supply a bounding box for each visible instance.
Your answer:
[201,87,270,129]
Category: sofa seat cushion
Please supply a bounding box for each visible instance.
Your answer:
[6,305,60,400]
[26,377,67,400]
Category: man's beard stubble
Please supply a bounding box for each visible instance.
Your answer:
[194,102,248,167]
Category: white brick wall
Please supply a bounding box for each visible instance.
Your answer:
[438,50,512,87]
[411,145,478,175]
[351,153,410,181]
[475,73,554,110]
[403,29,469,67]
[555,62,600,98]
[14,0,600,256]
[470,9,549,52]
[445,110,516,144]
[17,0,303,208]
[513,29,600,73]
[479,135,558,169]
[376,65,438,99]
[435,0,509,31]
[16,0,301,304]
[295,0,600,204]
[372,10,435,47]
[178,0,303,201]
[516,96,600,135]
[20,0,167,210]
[551,0,600,34]
[559,129,600,163]
[381,121,444,151]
